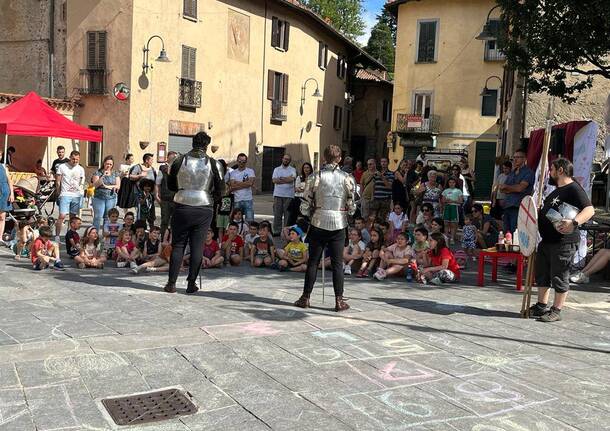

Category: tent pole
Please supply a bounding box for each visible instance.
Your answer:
[3,133,7,166]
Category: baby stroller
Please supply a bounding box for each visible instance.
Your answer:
[11,177,57,223]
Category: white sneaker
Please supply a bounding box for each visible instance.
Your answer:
[569,272,589,284]
[131,266,140,274]
[344,265,352,275]
[373,269,386,280]
[129,261,138,269]
[430,277,443,285]
[146,267,157,272]
[116,261,127,268]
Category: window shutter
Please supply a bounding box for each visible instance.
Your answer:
[267,70,275,100]
[318,41,324,68]
[283,21,290,51]
[87,32,96,69]
[181,46,189,78]
[418,21,436,62]
[281,74,289,105]
[189,47,196,80]
[271,17,279,47]
[324,44,329,68]
[316,100,323,126]
[338,107,343,129]
[336,56,341,78]
[184,0,197,18]
[97,32,107,69]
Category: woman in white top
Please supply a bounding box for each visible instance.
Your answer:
[288,162,313,225]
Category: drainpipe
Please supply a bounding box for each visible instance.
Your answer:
[49,0,56,98]
[258,0,268,189]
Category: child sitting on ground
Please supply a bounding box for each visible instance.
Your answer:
[244,221,259,257]
[202,228,224,269]
[65,216,82,259]
[132,228,172,274]
[277,226,308,272]
[373,232,416,280]
[222,222,244,266]
[420,232,461,285]
[230,208,249,238]
[103,208,121,259]
[75,226,106,269]
[356,227,384,278]
[251,222,275,267]
[379,221,393,247]
[343,228,365,275]
[122,211,136,233]
[142,226,161,263]
[461,213,478,261]
[115,228,140,269]
[14,219,37,260]
[388,203,408,243]
[31,226,64,270]
[133,220,148,255]
[354,217,371,245]
[413,226,430,268]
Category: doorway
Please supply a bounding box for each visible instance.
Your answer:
[474,141,497,200]
[261,146,285,192]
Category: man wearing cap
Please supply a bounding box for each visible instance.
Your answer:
[164,132,224,294]
[294,145,356,312]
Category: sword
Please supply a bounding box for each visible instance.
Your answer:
[321,249,325,304]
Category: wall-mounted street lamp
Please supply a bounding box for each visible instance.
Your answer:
[476,5,501,41]
[300,77,322,115]
[142,35,170,75]
[480,75,503,95]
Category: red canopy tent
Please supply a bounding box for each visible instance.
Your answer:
[0,91,102,165]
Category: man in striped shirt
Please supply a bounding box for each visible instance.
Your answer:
[370,157,394,221]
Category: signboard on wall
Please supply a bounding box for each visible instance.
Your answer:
[406,115,423,128]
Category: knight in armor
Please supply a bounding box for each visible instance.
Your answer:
[294,145,356,312]
[164,132,224,294]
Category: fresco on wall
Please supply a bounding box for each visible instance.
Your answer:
[228,9,250,64]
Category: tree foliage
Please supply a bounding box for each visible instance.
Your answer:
[498,0,610,103]
[365,9,396,73]
[301,0,366,41]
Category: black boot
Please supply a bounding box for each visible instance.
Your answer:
[164,282,177,293]
[335,296,350,312]
[186,281,199,295]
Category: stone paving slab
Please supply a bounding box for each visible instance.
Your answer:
[0,248,608,430]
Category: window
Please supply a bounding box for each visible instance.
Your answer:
[413,92,432,118]
[87,31,106,70]
[316,100,323,127]
[267,70,289,121]
[183,0,197,20]
[481,89,498,116]
[181,45,196,80]
[382,100,392,122]
[271,17,290,51]
[416,20,437,63]
[484,20,505,61]
[87,126,103,167]
[318,41,328,69]
[333,106,343,130]
[343,109,351,141]
[336,55,347,79]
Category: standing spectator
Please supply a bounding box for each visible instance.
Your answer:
[119,153,135,176]
[130,153,157,188]
[50,146,69,176]
[136,179,156,229]
[393,159,409,212]
[91,155,120,231]
[156,151,177,237]
[289,162,312,225]
[117,153,137,212]
[0,162,15,245]
[530,158,594,322]
[417,170,443,218]
[341,156,353,174]
[441,177,463,244]
[272,154,296,236]
[360,159,377,219]
[228,153,255,222]
[491,161,512,218]
[371,157,394,221]
[460,157,475,213]
[353,161,364,184]
[498,149,535,235]
[408,160,424,222]
[3,147,16,170]
[216,159,232,240]
[54,151,85,243]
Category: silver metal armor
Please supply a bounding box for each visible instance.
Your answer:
[173,153,224,207]
[301,164,356,231]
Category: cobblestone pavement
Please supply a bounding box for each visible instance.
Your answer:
[0,246,609,431]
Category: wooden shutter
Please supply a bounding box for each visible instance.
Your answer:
[333,106,343,130]
[87,31,106,69]
[271,17,279,47]
[336,56,341,78]
[283,21,290,51]
[318,41,324,68]
[181,46,196,79]
[418,21,436,62]
[324,44,329,68]
[281,74,289,105]
[267,70,275,100]
[183,0,197,18]
[316,100,323,126]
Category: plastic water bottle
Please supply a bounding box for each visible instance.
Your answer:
[498,231,504,244]
[406,267,413,282]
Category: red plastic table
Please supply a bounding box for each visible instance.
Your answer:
[477,250,524,291]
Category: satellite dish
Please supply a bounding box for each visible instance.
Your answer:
[113,82,131,100]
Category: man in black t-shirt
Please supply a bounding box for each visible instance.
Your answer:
[530,158,594,322]
[51,146,69,175]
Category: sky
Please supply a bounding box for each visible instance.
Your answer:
[358,0,386,45]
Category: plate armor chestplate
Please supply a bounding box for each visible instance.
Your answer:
[174,155,215,207]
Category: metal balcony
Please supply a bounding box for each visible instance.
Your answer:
[179,78,202,108]
[484,47,506,62]
[271,100,287,122]
[395,113,440,135]
[78,69,108,95]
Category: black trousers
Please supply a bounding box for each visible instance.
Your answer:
[168,204,214,284]
[303,226,345,298]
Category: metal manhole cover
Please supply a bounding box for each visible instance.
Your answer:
[101,388,198,426]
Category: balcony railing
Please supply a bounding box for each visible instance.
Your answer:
[395,113,440,135]
[78,69,107,95]
[179,78,202,108]
[271,100,287,122]
[484,48,506,62]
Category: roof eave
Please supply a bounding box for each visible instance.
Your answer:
[385,0,412,17]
